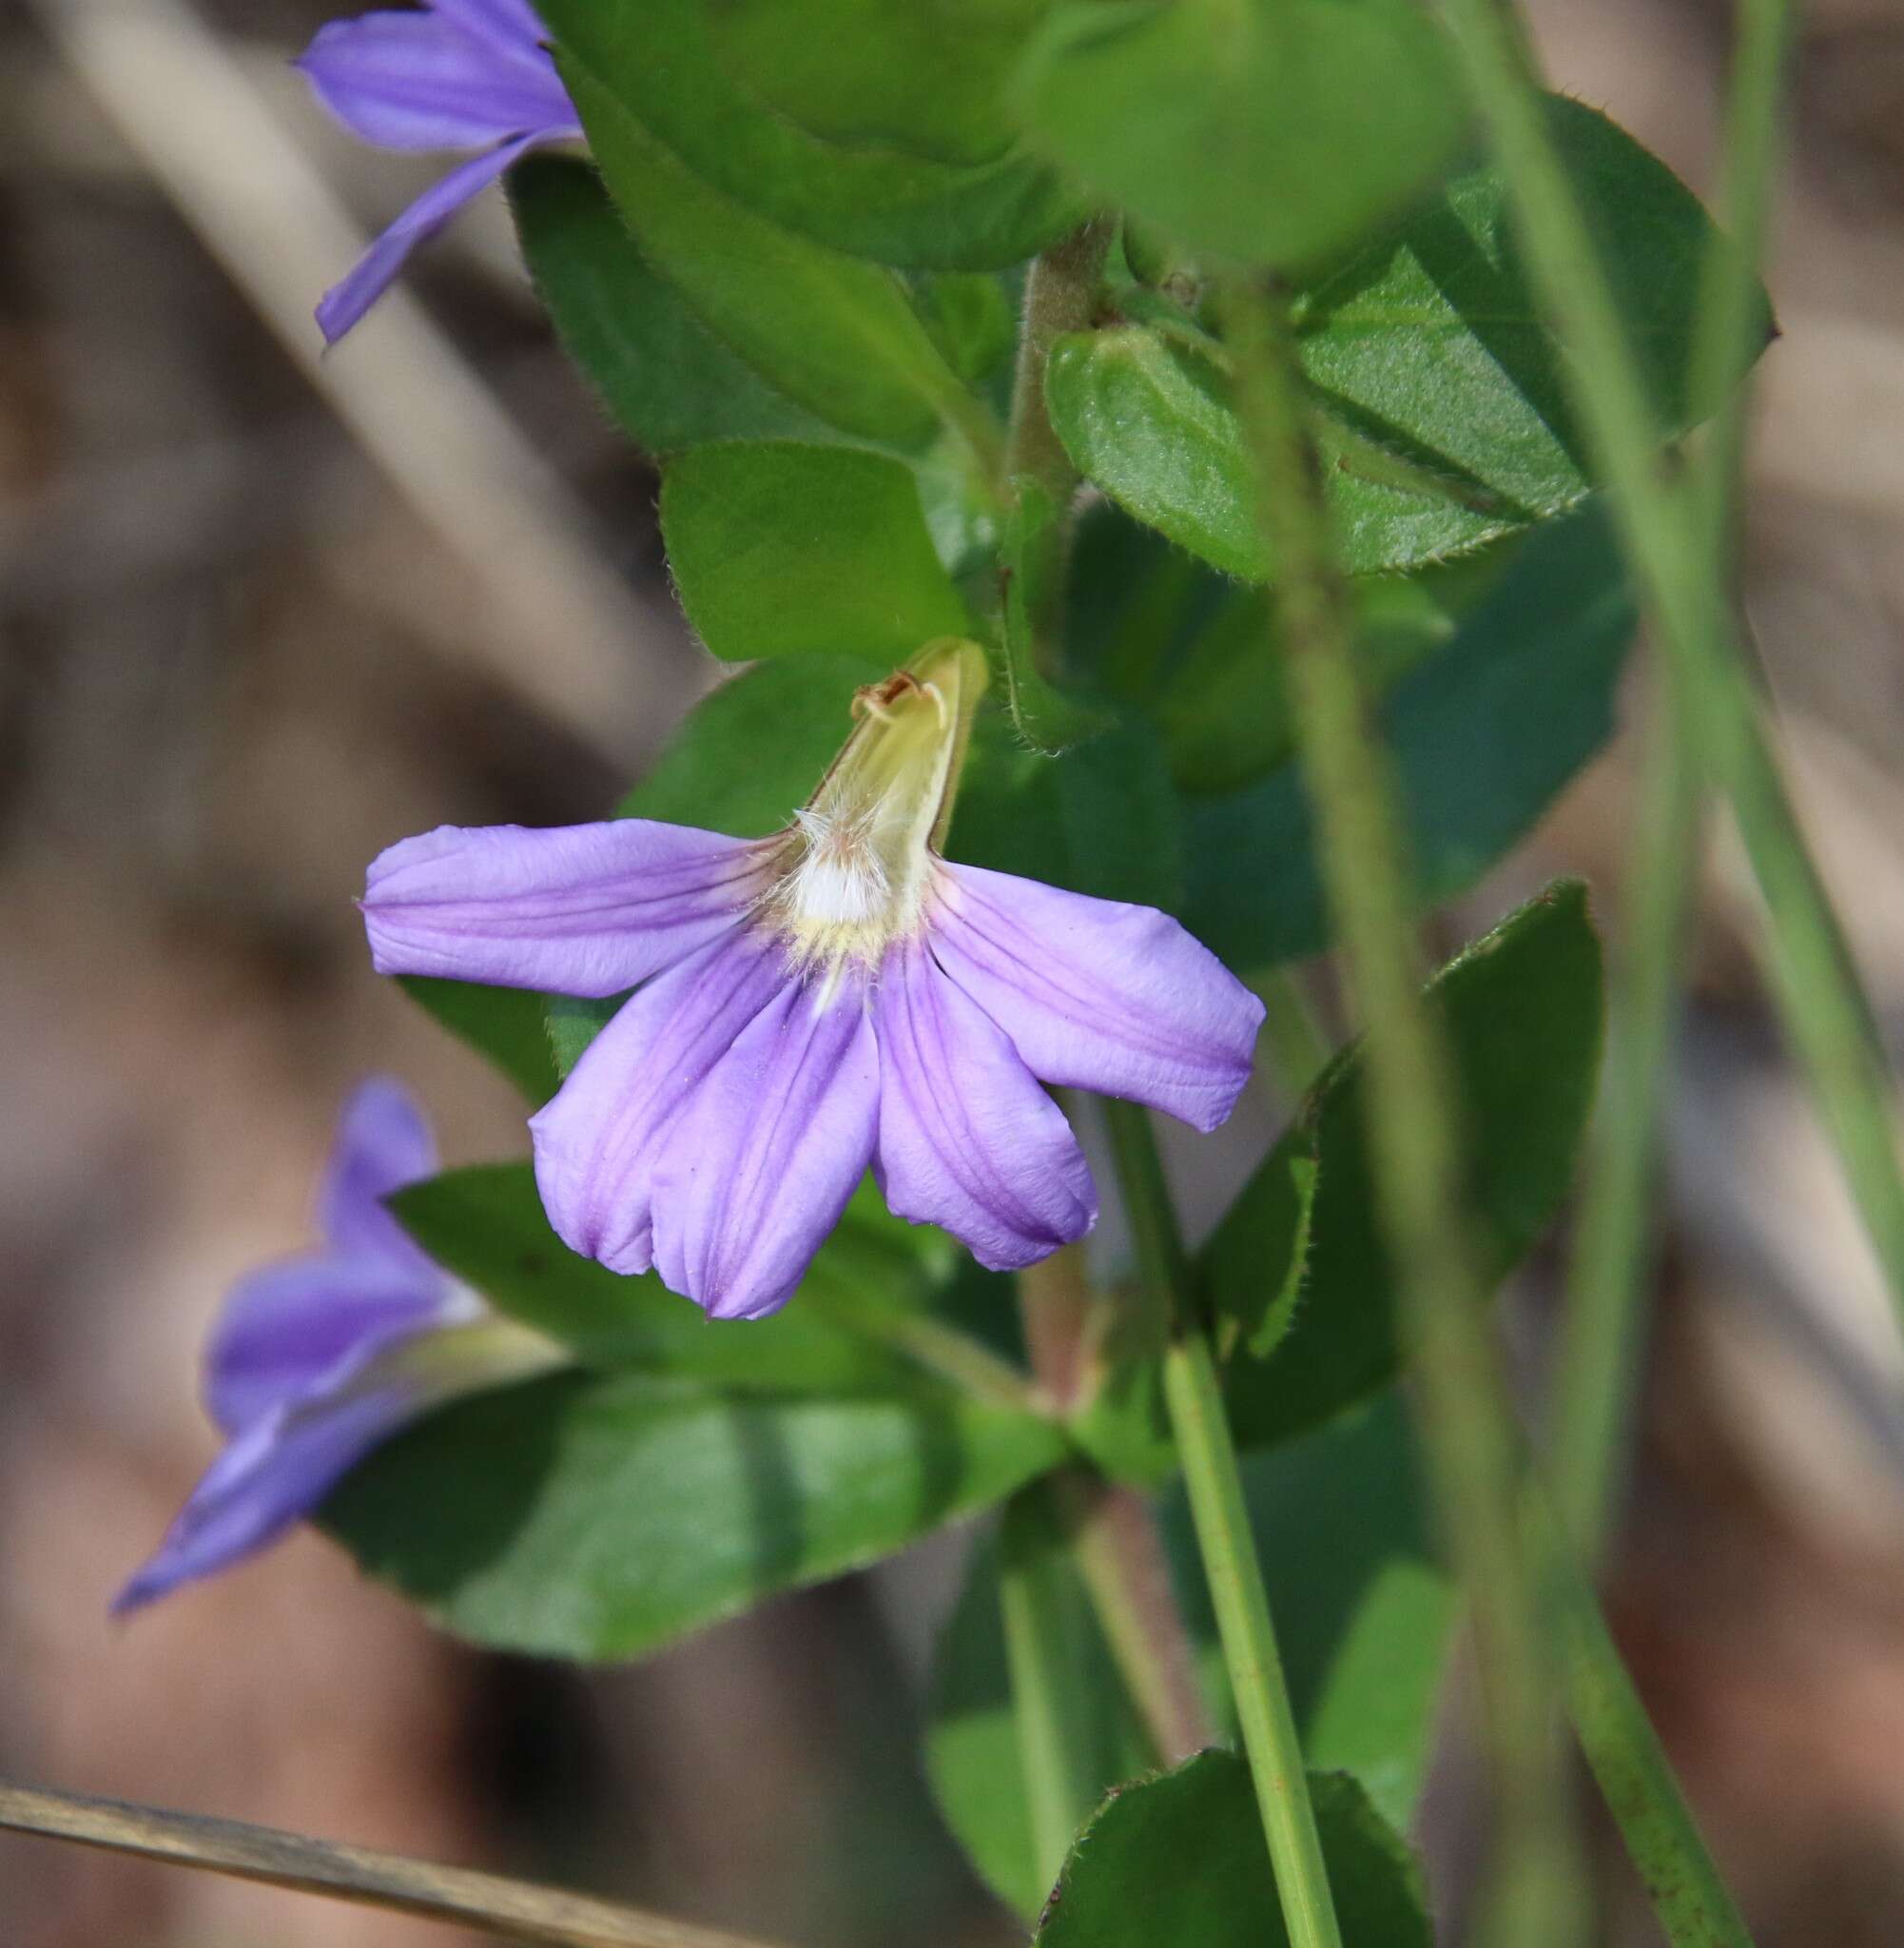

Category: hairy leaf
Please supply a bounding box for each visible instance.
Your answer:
[661,443,973,663]
[1180,505,1635,969]
[540,0,1081,268]
[1211,884,1603,1449]
[1018,0,1468,269]
[509,158,845,456]
[709,0,1049,166]
[550,40,970,449]
[1045,100,1772,580]
[1036,1752,1430,1946]
[326,1373,1065,1661]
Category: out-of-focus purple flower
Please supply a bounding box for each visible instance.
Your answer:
[362,643,1265,1323]
[296,0,581,341]
[115,1079,564,1613]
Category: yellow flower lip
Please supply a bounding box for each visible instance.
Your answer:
[760,638,988,982]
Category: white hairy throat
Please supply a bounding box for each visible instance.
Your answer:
[757,638,986,1001]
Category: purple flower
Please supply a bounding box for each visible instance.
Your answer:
[362,643,1265,1322]
[296,0,582,342]
[115,1079,563,1612]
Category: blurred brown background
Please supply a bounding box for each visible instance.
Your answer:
[5,0,1904,1941]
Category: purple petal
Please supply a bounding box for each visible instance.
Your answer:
[119,1315,565,1615]
[433,0,554,55]
[113,1383,418,1614]
[874,940,1097,1269]
[530,932,789,1275]
[928,864,1266,1134]
[649,977,882,1320]
[297,10,572,151]
[318,1075,441,1263]
[362,819,768,997]
[315,129,562,342]
[203,1254,457,1439]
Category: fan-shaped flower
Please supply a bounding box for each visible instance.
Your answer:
[297,0,581,341]
[115,1079,564,1612]
[362,642,1265,1322]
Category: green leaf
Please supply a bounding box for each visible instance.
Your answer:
[325,1371,1066,1661]
[397,977,559,1106]
[619,658,872,838]
[949,708,1184,915]
[1239,1154,1316,1362]
[917,271,1020,388]
[390,1164,951,1393]
[539,0,1083,269]
[926,1518,1161,1918]
[1017,0,1468,270]
[508,157,845,457]
[995,480,1114,753]
[1044,100,1771,581]
[1159,555,1492,797]
[1298,95,1774,518]
[1179,503,1636,970]
[547,39,975,451]
[608,651,1181,902]
[708,0,1050,167]
[544,992,622,1081]
[1035,1752,1430,1947]
[1212,883,1604,1450]
[661,443,973,664]
[1046,325,1262,578]
[1163,1394,1457,1831]
[1045,324,1525,581]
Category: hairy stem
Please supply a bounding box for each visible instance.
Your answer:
[1219,273,1585,1948]
[1106,1100,1344,1948]
[1002,217,1115,693]
[1526,1494,1758,1948]
[1550,665,1701,1554]
[1006,215,1116,503]
[1549,0,1794,1563]
[1440,0,1904,1330]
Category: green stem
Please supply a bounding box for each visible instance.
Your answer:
[1550,665,1701,1554]
[855,1305,1045,1412]
[0,1779,781,1948]
[1440,2,1904,1326]
[1061,1472,1215,1764]
[1006,216,1116,504]
[1219,273,1585,1948]
[1552,0,1793,1563]
[1105,1100,1343,1948]
[1525,1494,1758,1948]
[1102,1096,1194,1312]
[1163,1333,1341,1948]
[1017,1196,1211,1802]
[1002,217,1115,694]
[999,1485,1104,1891]
[1689,0,1796,557]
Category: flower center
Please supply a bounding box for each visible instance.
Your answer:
[759,638,986,985]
